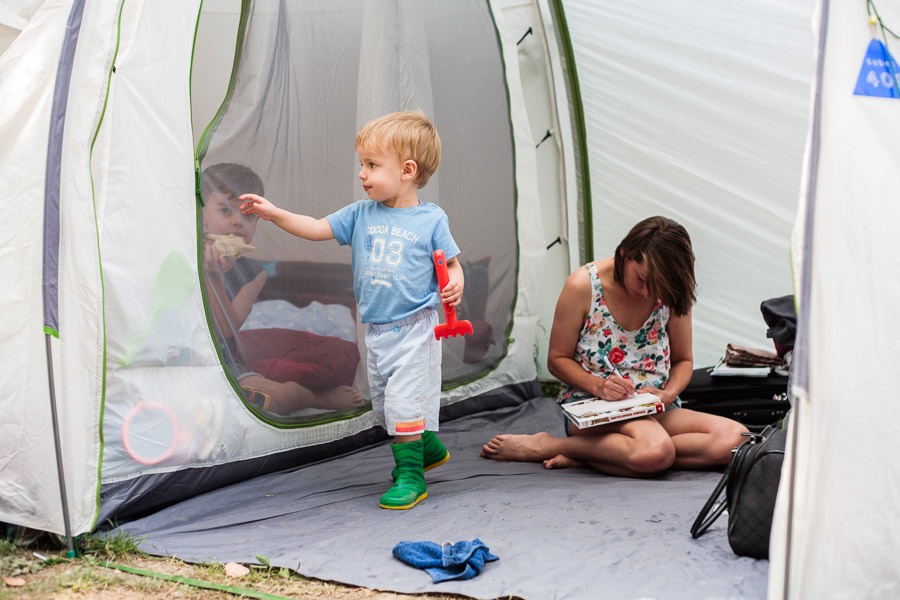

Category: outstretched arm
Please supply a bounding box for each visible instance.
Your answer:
[441,256,465,307]
[239,194,334,241]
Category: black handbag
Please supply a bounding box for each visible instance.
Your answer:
[690,423,787,558]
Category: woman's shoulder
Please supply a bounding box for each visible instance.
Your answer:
[569,259,613,286]
[562,260,605,302]
[564,263,592,290]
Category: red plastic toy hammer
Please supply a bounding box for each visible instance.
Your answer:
[433,250,473,340]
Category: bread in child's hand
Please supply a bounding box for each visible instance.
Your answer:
[206,233,255,258]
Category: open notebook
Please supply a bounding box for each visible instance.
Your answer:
[710,359,772,377]
[561,393,664,428]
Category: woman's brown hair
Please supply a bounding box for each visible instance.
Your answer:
[613,216,696,316]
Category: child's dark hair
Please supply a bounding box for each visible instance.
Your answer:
[201,163,264,201]
[613,216,696,316]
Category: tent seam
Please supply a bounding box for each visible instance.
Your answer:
[87,0,127,533]
[548,0,592,263]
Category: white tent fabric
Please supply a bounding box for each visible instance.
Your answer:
[558,0,815,368]
[768,1,900,597]
[0,0,114,536]
[0,0,41,56]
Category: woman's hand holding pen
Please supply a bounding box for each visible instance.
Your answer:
[599,355,635,401]
[599,374,635,401]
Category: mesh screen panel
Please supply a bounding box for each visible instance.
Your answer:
[197,0,516,422]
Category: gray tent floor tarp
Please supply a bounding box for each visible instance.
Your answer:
[120,396,768,600]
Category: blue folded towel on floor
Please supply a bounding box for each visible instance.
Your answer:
[392,538,499,583]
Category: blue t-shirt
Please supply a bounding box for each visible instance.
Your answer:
[327,199,460,324]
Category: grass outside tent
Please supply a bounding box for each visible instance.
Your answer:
[1,529,495,600]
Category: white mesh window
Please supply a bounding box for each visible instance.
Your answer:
[196,0,517,422]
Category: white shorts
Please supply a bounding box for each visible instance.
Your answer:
[365,308,441,436]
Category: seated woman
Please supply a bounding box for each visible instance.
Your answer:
[481,216,747,477]
[201,162,364,415]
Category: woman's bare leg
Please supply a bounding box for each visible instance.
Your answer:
[655,408,748,469]
[481,418,676,477]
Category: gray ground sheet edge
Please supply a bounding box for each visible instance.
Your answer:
[121,397,768,600]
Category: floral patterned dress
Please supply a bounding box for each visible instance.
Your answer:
[558,262,670,405]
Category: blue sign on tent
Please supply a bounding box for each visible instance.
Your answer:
[854,38,900,98]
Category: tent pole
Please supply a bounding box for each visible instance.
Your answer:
[40,0,86,559]
[45,334,76,558]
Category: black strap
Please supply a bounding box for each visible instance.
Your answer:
[691,465,730,538]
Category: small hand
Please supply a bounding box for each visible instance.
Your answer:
[239,193,278,221]
[203,242,232,276]
[441,279,463,307]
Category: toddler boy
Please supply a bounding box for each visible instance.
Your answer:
[240,110,463,509]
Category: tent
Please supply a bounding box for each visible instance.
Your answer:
[4,0,895,597]
[1,0,545,537]
[767,0,900,597]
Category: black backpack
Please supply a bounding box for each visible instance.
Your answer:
[690,423,787,558]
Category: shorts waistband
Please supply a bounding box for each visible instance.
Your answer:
[366,307,437,333]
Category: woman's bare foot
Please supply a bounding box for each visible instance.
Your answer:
[543,454,585,469]
[480,432,557,462]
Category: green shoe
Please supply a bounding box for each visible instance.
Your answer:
[380,440,427,510]
[391,431,449,480]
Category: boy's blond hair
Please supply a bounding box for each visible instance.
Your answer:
[356,110,441,188]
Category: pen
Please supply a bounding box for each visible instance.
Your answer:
[603,355,626,379]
